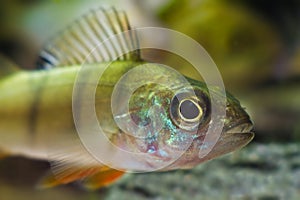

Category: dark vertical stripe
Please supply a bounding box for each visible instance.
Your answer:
[27,71,49,144]
[72,69,89,128]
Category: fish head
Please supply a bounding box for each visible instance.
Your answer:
[111,65,253,172]
[162,82,254,170]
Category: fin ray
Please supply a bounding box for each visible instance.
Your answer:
[38,167,99,189]
[83,168,125,190]
[38,164,124,189]
[42,133,103,188]
[37,7,141,69]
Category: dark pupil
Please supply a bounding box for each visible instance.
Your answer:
[179,100,199,120]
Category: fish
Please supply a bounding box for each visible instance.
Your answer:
[0,7,254,190]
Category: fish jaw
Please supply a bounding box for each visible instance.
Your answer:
[110,122,254,172]
[202,121,254,162]
[158,123,254,171]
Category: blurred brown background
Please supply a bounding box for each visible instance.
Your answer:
[0,0,299,199]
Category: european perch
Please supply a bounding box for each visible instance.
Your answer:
[0,8,254,189]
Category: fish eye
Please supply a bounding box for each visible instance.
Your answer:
[179,99,202,122]
[170,89,209,131]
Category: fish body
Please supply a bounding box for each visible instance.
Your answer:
[0,61,140,160]
[0,8,254,189]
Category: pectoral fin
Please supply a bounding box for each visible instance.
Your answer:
[83,167,125,190]
[38,167,99,189]
[38,165,125,190]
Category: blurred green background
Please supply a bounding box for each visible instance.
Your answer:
[0,0,299,199]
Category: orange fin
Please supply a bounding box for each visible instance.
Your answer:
[37,167,99,189]
[83,168,125,190]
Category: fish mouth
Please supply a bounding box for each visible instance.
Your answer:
[218,117,254,152]
[158,119,255,171]
[224,117,254,134]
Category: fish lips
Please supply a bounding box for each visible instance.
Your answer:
[215,119,254,154]
[200,117,254,157]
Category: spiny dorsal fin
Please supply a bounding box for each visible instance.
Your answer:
[0,54,20,78]
[37,7,141,69]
